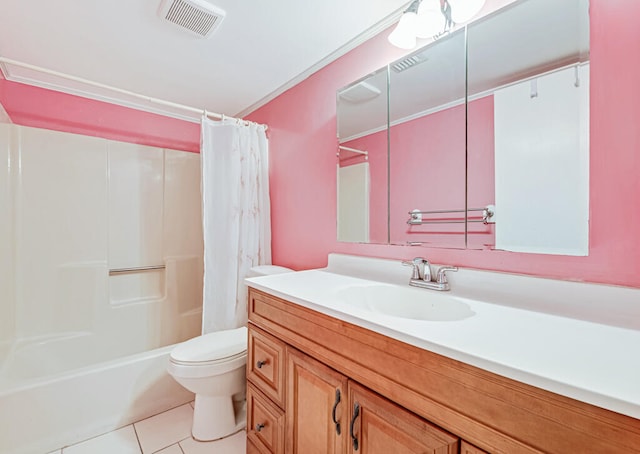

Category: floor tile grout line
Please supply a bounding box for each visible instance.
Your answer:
[132,422,144,454]
[54,401,193,453]
[57,424,138,453]
[133,400,194,427]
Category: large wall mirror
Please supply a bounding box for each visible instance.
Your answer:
[336,0,590,255]
[389,28,466,248]
[467,0,590,254]
[336,67,389,244]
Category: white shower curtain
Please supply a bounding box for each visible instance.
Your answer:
[200,116,271,333]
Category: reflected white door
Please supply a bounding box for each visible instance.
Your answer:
[337,162,370,243]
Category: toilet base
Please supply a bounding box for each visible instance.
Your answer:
[192,394,247,441]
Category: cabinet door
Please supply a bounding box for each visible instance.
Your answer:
[347,382,458,454]
[286,347,349,454]
[460,440,489,454]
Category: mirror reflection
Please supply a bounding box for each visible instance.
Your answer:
[467,0,590,254]
[336,0,590,255]
[388,28,466,247]
[336,67,389,243]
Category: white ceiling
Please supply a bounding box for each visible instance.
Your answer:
[0,0,409,120]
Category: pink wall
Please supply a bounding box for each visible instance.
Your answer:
[249,0,640,288]
[0,77,200,152]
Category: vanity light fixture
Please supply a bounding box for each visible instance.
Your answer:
[388,0,485,49]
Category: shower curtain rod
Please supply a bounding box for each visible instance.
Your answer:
[0,56,263,126]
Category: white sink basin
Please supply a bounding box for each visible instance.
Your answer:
[333,285,475,321]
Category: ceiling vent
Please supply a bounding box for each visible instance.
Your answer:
[391,54,429,73]
[158,0,225,38]
[339,81,382,104]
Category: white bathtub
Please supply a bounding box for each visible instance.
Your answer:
[0,335,193,454]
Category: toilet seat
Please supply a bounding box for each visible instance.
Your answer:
[170,327,247,363]
[168,351,246,378]
[168,327,248,379]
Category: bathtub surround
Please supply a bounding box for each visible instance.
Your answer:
[201,116,271,333]
[0,124,203,454]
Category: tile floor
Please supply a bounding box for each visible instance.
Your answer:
[46,403,246,454]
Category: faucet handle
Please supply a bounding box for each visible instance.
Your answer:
[402,257,429,281]
[401,258,422,280]
[435,266,458,284]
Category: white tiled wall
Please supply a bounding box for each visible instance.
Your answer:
[15,126,109,338]
[0,124,14,352]
[163,149,204,342]
[108,141,164,270]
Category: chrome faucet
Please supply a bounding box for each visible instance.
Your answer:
[402,257,430,282]
[402,258,457,291]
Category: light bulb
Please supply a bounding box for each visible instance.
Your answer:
[388,11,418,49]
[415,0,446,39]
[448,0,486,24]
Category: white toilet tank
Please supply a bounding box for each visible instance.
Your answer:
[247,265,293,278]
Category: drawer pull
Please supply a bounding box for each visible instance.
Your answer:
[331,388,341,435]
[255,423,265,432]
[350,402,360,451]
[256,360,268,369]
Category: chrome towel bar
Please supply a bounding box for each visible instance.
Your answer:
[108,265,165,275]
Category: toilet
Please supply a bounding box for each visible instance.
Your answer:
[167,265,293,441]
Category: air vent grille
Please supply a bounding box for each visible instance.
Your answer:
[159,0,225,38]
[392,54,429,73]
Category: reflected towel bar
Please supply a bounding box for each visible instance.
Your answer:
[407,205,495,225]
[337,146,368,159]
[109,265,165,275]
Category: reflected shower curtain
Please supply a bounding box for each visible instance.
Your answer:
[200,116,271,333]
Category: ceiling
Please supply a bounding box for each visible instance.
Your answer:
[0,0,409,121]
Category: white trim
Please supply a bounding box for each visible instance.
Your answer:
[0,56,263,126]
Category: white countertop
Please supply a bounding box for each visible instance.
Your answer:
[246,254,640,420]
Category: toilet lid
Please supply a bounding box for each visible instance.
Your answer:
[170,327,247,363]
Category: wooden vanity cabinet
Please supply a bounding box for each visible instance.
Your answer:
[460,441,489,454]
[286,347,348,453]
[247,288,640,453]
[247,383,285,453]
[285,347,457,454]
[348,381,458,454]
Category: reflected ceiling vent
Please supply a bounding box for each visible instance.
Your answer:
[392,54,428,73]
[338,81,381,104]
[158,0,225,38]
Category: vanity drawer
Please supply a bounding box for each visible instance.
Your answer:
[461,441,489,454]
[247,383,285,454]
[247,439,262,454]
[248,325,286,407]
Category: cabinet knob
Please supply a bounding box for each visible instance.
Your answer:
[255,423,265,432]
[256,359,268,369]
